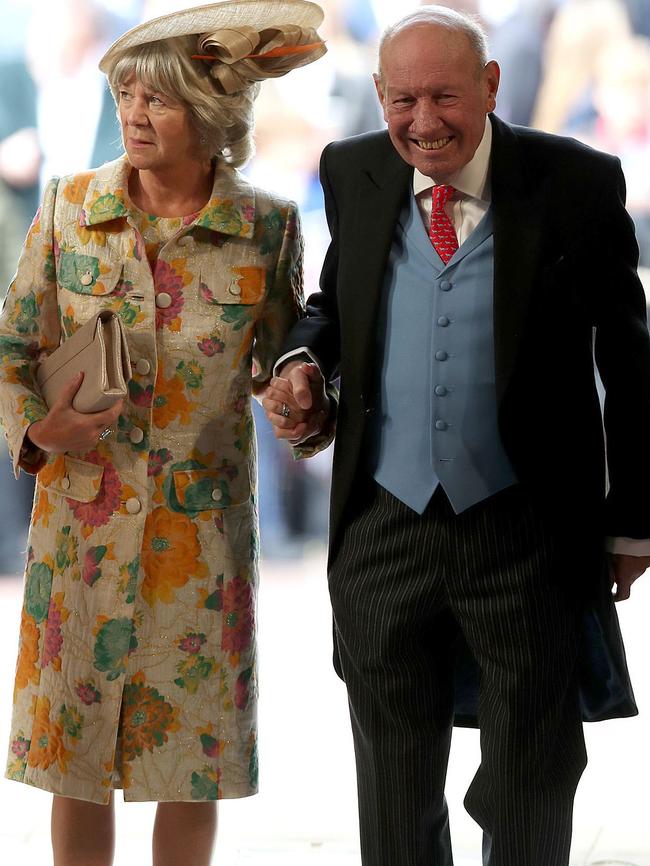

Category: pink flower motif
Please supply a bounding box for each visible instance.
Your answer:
[153,260,185,328]
[221,576,253,654]
[147,448,172,477]
[41,599,63,668]
[177,632,207,655]
[11,736,29,759]
[241,204,255,223]
[67,451,121,529]
[75,681,102,706]
[233,396,246,414]
[197,336,225,357]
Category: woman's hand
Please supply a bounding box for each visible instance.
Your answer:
[28,372,124,453]
[262,361,330,445]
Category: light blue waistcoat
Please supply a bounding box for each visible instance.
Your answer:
[366,192,518,514]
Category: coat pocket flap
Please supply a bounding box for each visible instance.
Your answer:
[199,265,266,305]
[172,464,250,511]
[57,251,123,296]
[44,455,105,502]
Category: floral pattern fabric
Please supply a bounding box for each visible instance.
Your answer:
[0,155,308,803]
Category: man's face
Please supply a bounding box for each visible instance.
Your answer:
[375,24,500,181]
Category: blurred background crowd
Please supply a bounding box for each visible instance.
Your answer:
[1,0,649,575]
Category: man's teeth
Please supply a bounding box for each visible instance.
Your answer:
[417,138,450,150]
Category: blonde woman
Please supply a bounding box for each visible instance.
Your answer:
[0,3,326,864]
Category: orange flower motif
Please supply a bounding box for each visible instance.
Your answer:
[27,697,72,774]
[75,224,107,247]
[119,670,180,763]
[141,507,208,605]
[38,454,66,488]
[230,266,266,304]
[32,488,55,528]
[14,610,40,694]
[63,172,93,205]
[152,371,195,429]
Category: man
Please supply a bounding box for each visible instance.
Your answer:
[263,7,650,866]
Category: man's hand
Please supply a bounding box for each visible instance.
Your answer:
[608,553,650,601]
[28,372,123,454]
[262,360,329,445]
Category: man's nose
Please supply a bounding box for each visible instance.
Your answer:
[410,100,440,133]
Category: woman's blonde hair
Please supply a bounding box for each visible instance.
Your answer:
[107,35,259,168]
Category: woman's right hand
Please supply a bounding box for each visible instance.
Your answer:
[28,372,124,453]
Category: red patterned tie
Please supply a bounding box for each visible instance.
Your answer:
[429,184,459,264]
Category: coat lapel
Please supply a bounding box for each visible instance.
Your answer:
[342,137,412,396]
[490,115,546,405]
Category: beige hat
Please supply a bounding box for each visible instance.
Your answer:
[99,1,326,94]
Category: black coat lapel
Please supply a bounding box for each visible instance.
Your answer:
[490,115,545,404]
[341,138,412,396]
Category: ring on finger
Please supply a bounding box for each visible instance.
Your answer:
[99,427,113,441]
[280,403,291,419]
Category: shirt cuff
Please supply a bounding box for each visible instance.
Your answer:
[273,347,324,377]
[605,536,650,556]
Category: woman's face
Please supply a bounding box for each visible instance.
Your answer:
[118,73,199,173]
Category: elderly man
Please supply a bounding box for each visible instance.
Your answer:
[264,7,650,865]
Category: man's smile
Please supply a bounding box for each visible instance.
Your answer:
[414,136,452,150]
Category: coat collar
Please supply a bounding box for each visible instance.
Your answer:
[79,154,256,239]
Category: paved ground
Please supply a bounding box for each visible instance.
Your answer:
[0,550,649,864]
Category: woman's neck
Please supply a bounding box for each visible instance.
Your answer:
[129,159,215,217]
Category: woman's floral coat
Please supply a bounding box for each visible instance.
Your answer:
[0,155,305,803]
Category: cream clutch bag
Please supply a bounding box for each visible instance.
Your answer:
[37,310,132,413]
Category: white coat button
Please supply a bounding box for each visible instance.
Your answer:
[228,281,242,296]
[156,292,172,308]
[79,272,94,286]
[211,488,222,502]
[129,427,144,444]
[125,497,141,514]
[61,476,71,490]
[135,358,151,375]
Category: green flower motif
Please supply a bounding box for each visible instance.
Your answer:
[43,247,56,283]
[55,526,78,574]
[196,201,244,235]
[93,617,138,681]
[219,304,252,331]
[176,360,203,390]
[119,556,140,604]
[21,394,47,424]
[174,655,217,695]
[57,252,100,294]
[116,301,142,326]
[255,208,285,255]
[59,704,84,740]
[25,560,53,623]
[191,768,220,800]
[249,739,259,789]
[10,292,40,336]
[89,193,126,222]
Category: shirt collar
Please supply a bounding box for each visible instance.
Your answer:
[80,154,256,239]
[412,115,492,202]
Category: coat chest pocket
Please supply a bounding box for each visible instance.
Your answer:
[199,265,267,308]
[42,455,104,502]
[57,250,123,297]
[170,464,251,513]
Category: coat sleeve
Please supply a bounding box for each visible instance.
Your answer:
[278,144,343,382]
[0,176,62,476]
[591,159,650,537]
[252,200,305,389]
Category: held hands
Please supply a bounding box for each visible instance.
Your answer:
[28,372,123,454]
[262,360,329,445]
[608,553,650,601]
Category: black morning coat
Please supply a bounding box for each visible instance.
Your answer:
[284,114,650,725]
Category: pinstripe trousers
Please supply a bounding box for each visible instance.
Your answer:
[328,478,587,866]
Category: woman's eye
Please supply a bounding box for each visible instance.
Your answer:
[119,91,131,101]
[149,96,164,106]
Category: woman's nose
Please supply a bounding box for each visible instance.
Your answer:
[125,99,148,126]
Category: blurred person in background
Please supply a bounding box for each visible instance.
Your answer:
[567,35,650,268]
[0,56,40,574]
[265,6,650,865]
[0,2,325,864]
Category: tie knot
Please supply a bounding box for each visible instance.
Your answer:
[432,184,455,211]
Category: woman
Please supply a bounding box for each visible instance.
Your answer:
[0,2,325,864]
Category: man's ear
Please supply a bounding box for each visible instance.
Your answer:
[373,73,389,123]
[484,60,500,113]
